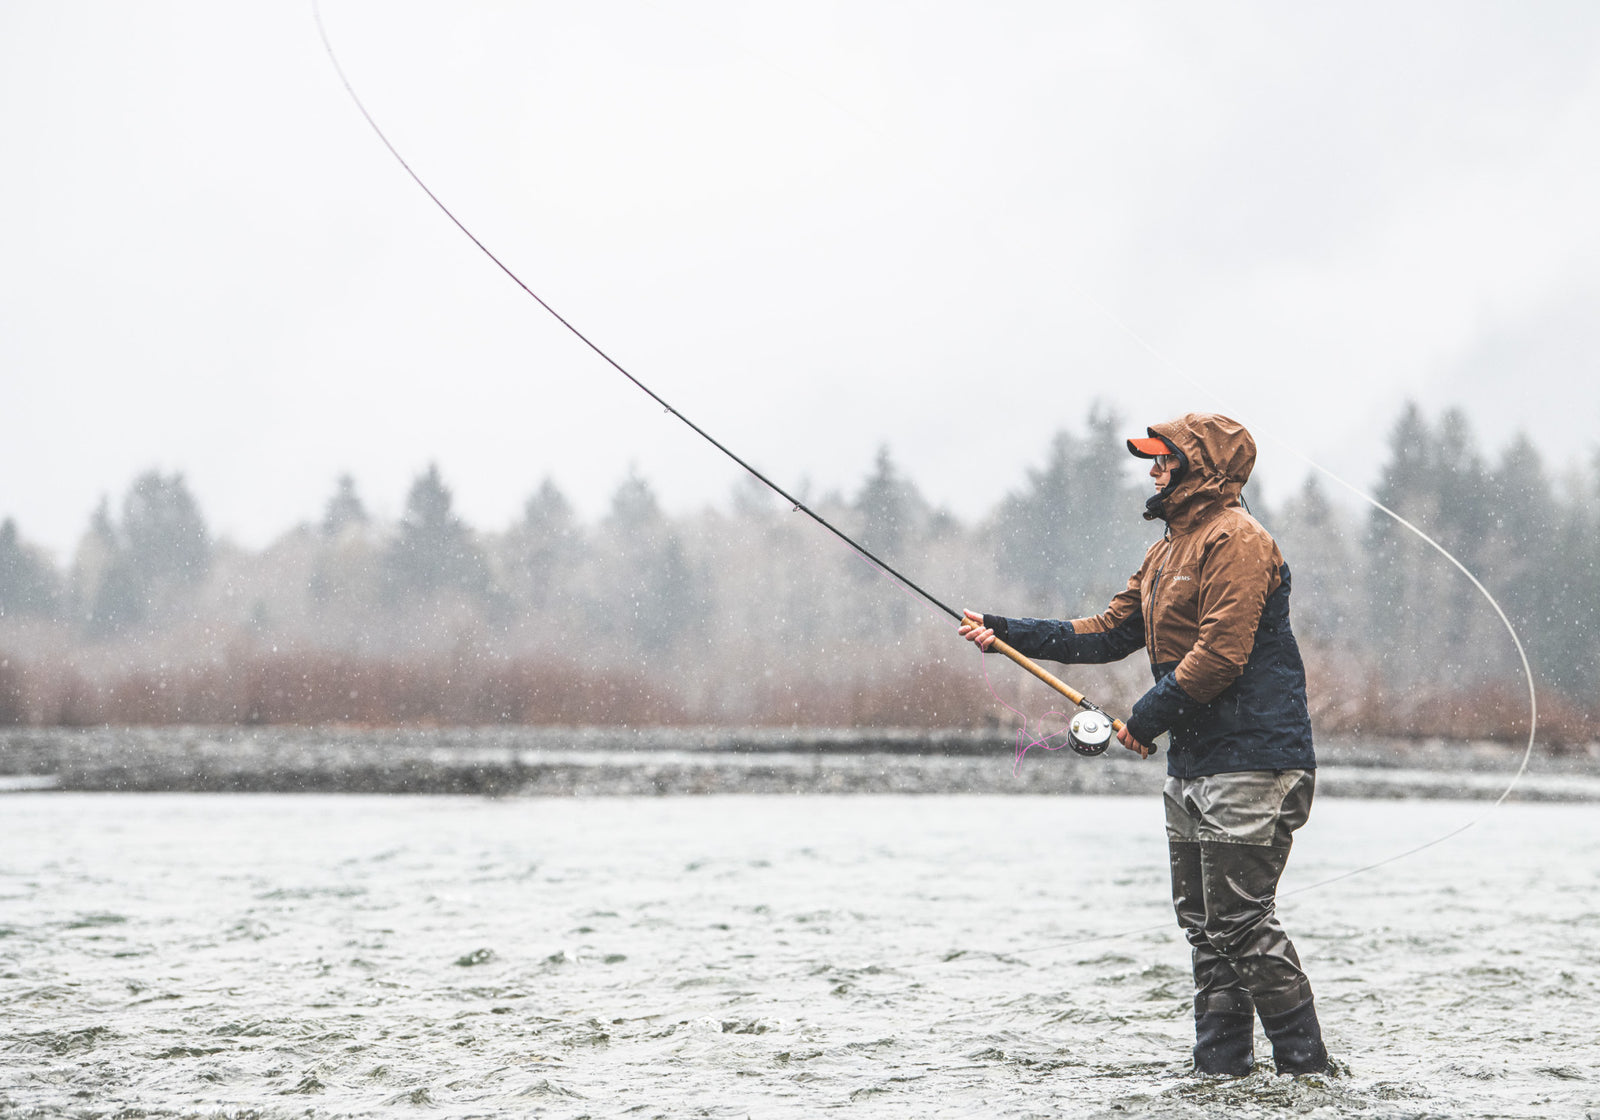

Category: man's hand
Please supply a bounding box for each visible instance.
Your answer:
[1117,724,1153,760]
[957,609,997,650]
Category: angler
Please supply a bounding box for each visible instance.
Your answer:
[959,411,1330,1077]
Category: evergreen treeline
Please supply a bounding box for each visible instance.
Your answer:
[0,402,1588,745]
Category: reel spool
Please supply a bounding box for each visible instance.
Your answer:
[1067,709,1114,757]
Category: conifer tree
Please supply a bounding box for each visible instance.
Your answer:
[321,473,370,538]
[383,464,489,601]
[507,477,583,612]
[81,472,211,636]
[990,406,1146,618]
[121,471,212,587]
[310,474,378,609]
[0,518,60,619]
[596,468,704,654]
[853,446,927,564]
[850,446,932,636]
[1274,473,1360,643]
[1483,433,1564,682]
[1365,403,1448,683]
[1549,453,1600,694]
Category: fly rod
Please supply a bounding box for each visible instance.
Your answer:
[313,2,1133,758]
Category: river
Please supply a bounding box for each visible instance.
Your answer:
[2,789,1596,1118]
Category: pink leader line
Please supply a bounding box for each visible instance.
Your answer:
[975,648,1079,775]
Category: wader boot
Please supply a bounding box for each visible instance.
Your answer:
[1173,838,1256,1074]
[1192,1008,1255,1076]
[1260,997,1329,1075]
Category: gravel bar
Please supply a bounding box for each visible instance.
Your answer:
[0,726,1589,800]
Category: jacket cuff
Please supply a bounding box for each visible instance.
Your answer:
[985,615,1010,641]
[1126,673,1198,745]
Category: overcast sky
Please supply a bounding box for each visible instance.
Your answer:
[4,1,1598,560]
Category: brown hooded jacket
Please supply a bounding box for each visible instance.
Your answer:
[987,413,1314,777]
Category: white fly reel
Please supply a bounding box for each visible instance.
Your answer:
[1067,709,1115,757]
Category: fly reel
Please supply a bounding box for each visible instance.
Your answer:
[1067,709,1115,757]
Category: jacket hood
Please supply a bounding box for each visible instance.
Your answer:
[1141,412,1255,529]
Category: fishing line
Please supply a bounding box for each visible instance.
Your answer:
[824,506,1131,769]
[1061,295,1540,841]
[311,0,962,631]
[829,524,1120,772]
[758,17,1545,895]
[314,0,1134,756]
[920,311,1541,966]
[597,3,1543,822]
[614,5,1545,958]
[313,3,1538,935]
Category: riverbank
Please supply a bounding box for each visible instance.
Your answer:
[0,726,1590,799]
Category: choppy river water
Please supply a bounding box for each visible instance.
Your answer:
[2,792,1597,1119]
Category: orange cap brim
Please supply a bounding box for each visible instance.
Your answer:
[1127,436,1172,458]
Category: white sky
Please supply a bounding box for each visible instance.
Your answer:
[4,1,1598,561]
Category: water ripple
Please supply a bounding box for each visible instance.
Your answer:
[0,793,1597,1117]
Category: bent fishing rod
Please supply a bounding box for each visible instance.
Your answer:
[312,3,1129,758]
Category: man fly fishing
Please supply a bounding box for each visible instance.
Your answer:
[959,411,1330,1077]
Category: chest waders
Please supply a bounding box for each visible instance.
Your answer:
[1166,769,1328,1075]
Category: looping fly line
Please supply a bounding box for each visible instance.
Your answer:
[311,3,1538,942]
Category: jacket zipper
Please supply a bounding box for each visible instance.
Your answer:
[1145,536,1177,664]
